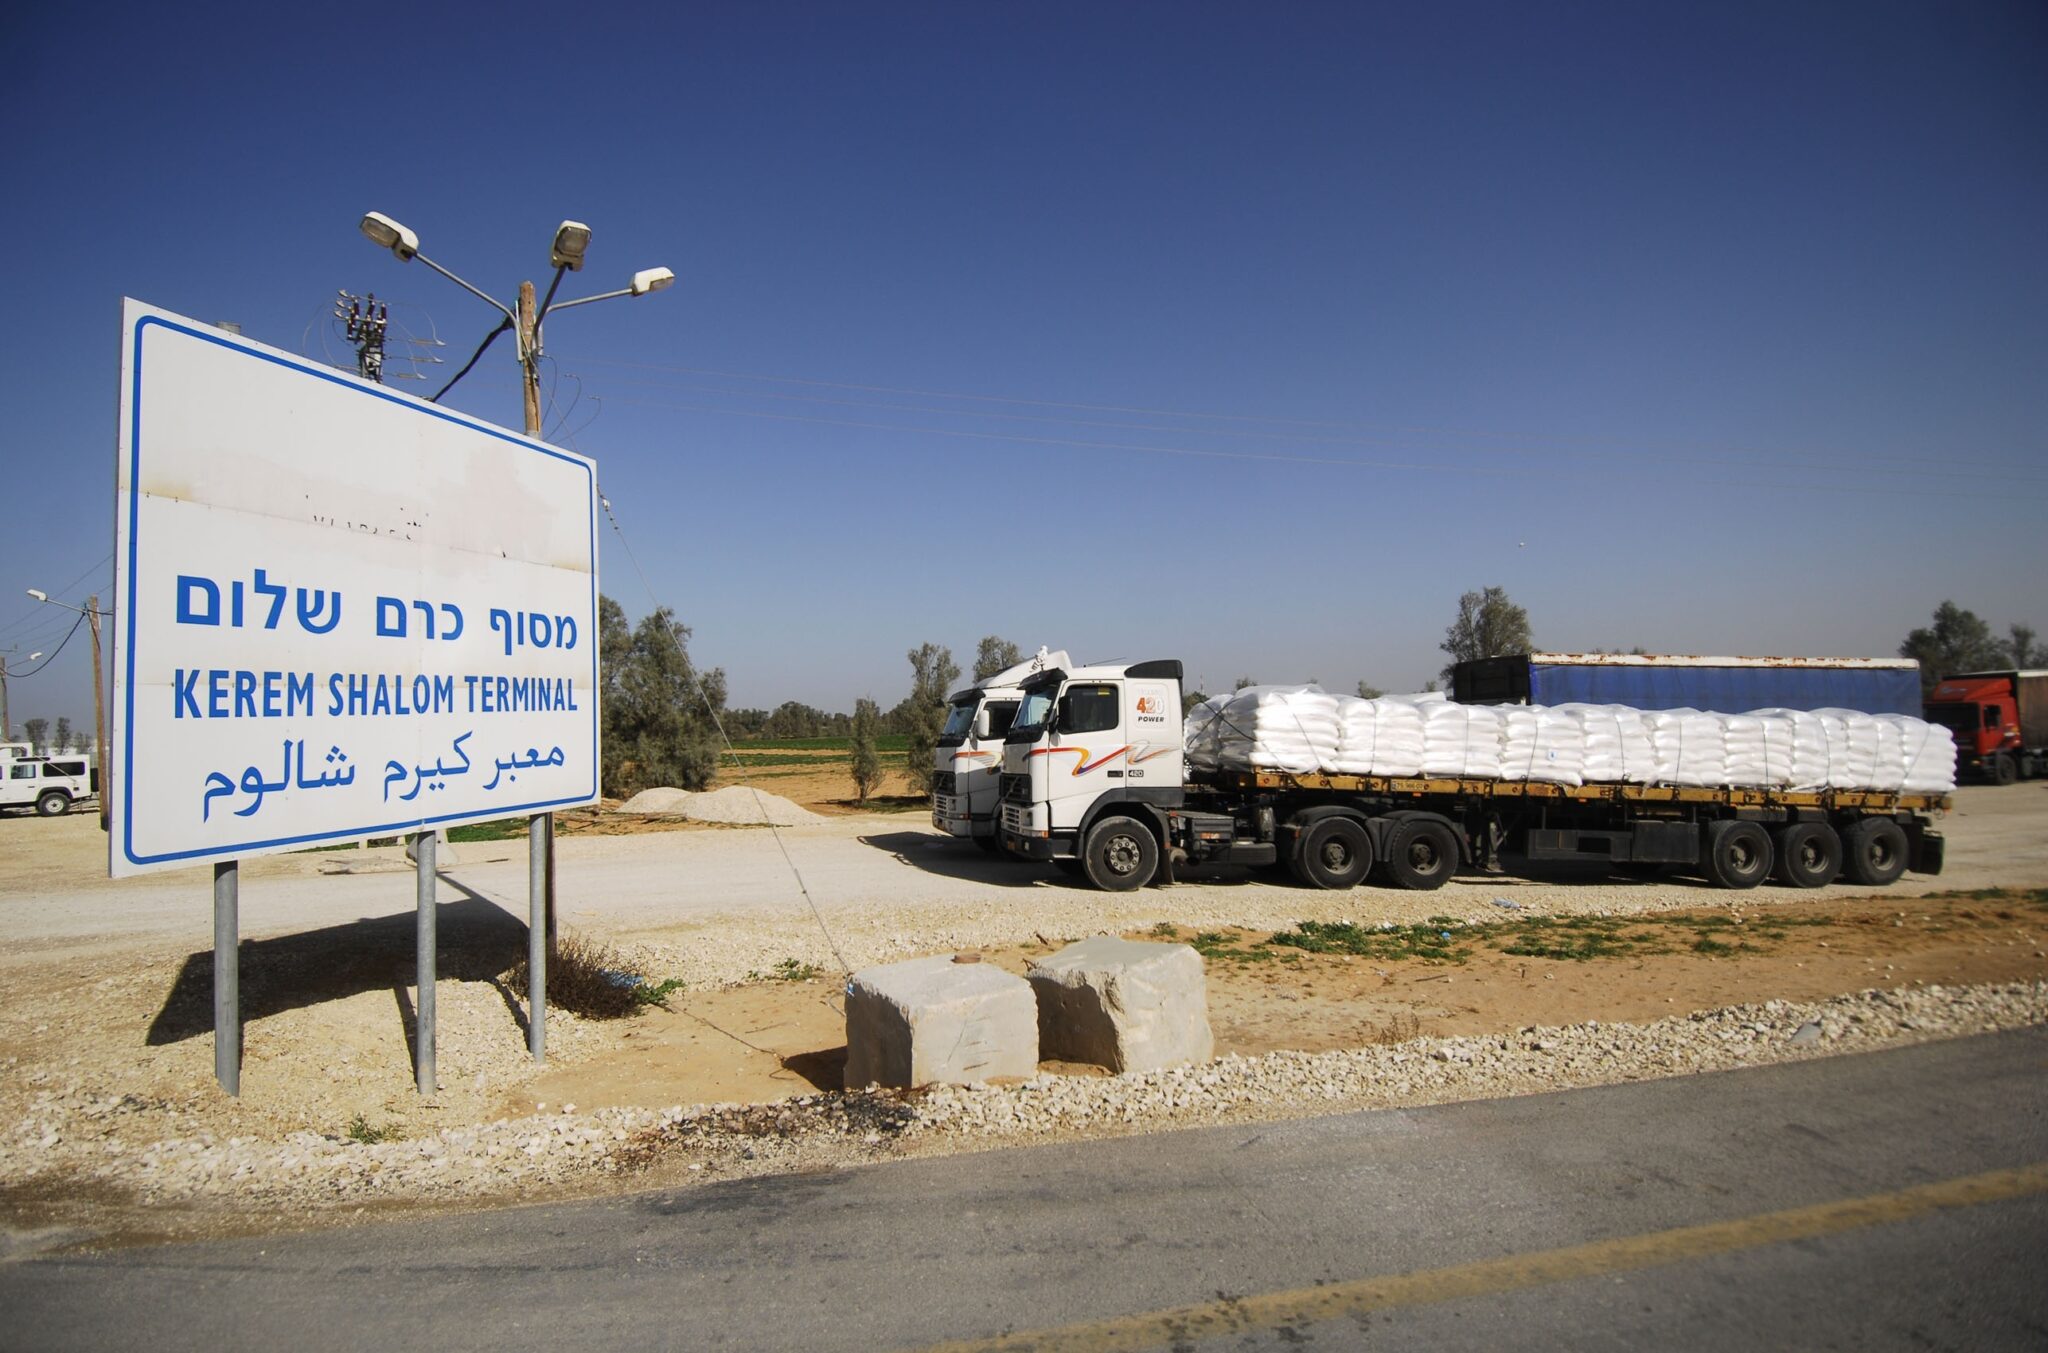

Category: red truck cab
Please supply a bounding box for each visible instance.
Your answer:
[1923,671,2048,785]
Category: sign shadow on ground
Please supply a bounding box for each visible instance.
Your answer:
[145,885,529,1046]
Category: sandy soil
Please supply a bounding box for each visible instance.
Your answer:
[1,783,2044,1240]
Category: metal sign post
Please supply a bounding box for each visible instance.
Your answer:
[213,860,239,1095]
[415,831,436,1094]
[529,816,547,1061]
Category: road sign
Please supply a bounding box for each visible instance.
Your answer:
[111,300,599,877]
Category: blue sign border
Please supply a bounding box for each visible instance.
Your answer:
[121,312,601,869]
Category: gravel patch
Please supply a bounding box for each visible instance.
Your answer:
[7,980,2039,1213]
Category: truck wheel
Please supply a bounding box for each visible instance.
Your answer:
[1772,822,1840,889]
[1704,821,1772,890]
[1082,817,1159,892]
[1841,817,1908,887]
[1293,817,1371,890]
[1992,753,2018,786]
[35,790,70,818]
[1383,819,1458,891]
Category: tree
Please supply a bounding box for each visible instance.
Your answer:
[1184,689,1208,709]
[21,717,48,752]
[972,636,1022,683]
[1356,680,1384,699]
[901,643,960,797]
[53,717,72,754]
[1900,601,2006,694]
[597,595,728,798]
[2010,623,2039,669]
[1234,675,1256,691]
[1440,586,1533,684]
[849,697,883,804]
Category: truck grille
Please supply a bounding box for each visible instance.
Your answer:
[1001,773,1031,804]
[930,771,956,798]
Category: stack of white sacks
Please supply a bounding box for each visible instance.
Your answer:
[1186,686,1955,793]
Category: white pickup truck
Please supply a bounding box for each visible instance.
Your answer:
[0,744,97,817]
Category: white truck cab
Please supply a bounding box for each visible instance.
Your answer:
[932,648,1070,849]
[0,747,97,817]
[998,659,1186,884]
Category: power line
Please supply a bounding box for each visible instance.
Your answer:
[0,553,113,643]
[611,395,2046,503]
[5,612,86,677]
[583,372,2046,486]
[558,352,2044,477]
[593,484,854,980]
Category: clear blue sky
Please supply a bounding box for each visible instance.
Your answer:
[3,1,2043,731]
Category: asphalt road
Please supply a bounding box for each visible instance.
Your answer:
[6,1029,2044,1351]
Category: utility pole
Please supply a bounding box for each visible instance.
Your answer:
[336,291,390,383]
[0,655,9,744]
[88,596,107,830]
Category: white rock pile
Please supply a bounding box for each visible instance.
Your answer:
[617,785,824,825]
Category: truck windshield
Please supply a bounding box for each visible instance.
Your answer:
[1923,705,1975,736]
[939,699,978,743]
[1009,688,1057,740]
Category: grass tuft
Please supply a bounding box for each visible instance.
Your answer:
[509,931,684,1019]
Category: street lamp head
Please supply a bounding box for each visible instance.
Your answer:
[360,211,419,261]
[25,589,48,603]
[630,266,676,296]
[550,220,591,272]
[26,652,40,662]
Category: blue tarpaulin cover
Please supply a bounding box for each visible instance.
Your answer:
[1527,664,1922,716]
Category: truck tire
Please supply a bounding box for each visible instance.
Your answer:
[1841,817,1908,887]
[1382,818,1458,891]
[1082,816,1159,892]
[1992,753,2018,786]
[1292,817,1371,890]
[1772,822,1840,889]
[1704,820,1772,890]
[35,790,70,818]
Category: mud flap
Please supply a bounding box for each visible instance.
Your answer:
[1911,830,1945,877]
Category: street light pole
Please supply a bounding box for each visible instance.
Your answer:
[358,211,672,1056]
[512,277,559,958]
[22,592,108,829]
[0,647,49,742]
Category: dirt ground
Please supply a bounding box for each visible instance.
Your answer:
[511,888,2048,1113]
[1,783,2041,1139]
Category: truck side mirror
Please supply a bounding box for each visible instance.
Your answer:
[975,710,992,740]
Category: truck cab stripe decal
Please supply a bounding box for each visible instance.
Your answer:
[1029,746,1131,776]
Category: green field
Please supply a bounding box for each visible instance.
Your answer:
[733,735,910,753]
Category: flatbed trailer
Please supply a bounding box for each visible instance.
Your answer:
[1165,769,1947,892]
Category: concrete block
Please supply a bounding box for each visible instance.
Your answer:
[844,955,1038,1089]
[1028,937,1213,1074]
